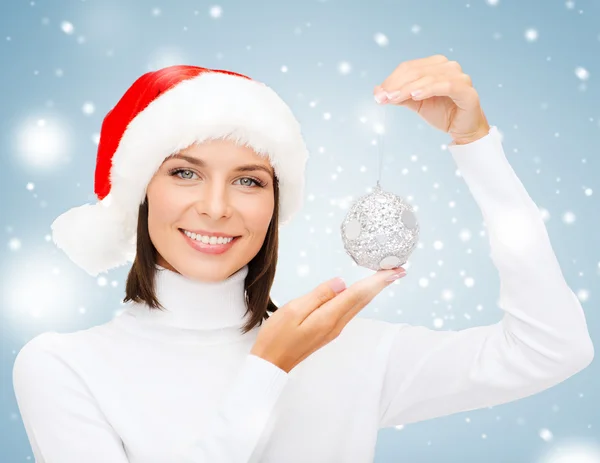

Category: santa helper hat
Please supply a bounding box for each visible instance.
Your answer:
[51,65,309,277]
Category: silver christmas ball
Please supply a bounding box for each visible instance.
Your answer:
[340,184,419,271]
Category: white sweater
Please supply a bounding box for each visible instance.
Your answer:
[13,126,594,463]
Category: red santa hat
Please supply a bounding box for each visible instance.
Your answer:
[50,65,309,276]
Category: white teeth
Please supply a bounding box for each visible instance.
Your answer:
[183,230,234,244]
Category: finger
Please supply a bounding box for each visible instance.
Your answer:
[374,57,447,103]
[377,60,462,103]
[288,277,347,324]
[383,74,436,105]
[409,76,479,110]
[313,268,404,328]
[374,83,421,111]
[381,54,449,91]
[334,269,406,330]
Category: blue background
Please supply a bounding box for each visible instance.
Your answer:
[1,0,598,461]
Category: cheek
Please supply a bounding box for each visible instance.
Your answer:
[146,182,187,231]
[241,196,274,231]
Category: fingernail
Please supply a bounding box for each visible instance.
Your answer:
[410,89,423,98]
[385,271,406,282]
[329,277,346,294]
[374,90,389,104]
[386,90,403,101]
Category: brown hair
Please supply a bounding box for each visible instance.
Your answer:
[122,175,281,335]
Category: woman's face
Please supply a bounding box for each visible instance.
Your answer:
[146,138,275,282]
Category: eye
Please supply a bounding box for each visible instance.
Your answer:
[170,168,198,180]
[235,177,266,188]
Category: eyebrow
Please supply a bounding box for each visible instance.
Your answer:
[167,154,273,178]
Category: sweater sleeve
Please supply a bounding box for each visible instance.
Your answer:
[12,332,131,462]
[14,333,289,463]
[378,126,595,429]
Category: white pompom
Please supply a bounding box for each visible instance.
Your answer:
[50,198,136,276]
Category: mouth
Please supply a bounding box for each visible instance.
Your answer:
[178,228,241,255]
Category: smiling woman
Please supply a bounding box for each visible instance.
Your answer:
[12,62,593,463]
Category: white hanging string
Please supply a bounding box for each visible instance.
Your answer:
[376,104,387,188]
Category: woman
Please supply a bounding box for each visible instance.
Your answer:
[13,56,594,462]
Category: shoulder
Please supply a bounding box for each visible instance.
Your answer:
[13,331,73,381]
[12,323,109,387]
[13,332,64,403]
[15,331,63,358]
[14,325,100,360]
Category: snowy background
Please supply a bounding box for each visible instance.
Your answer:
[1,0,599,461]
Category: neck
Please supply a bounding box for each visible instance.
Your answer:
[121,263,250,333]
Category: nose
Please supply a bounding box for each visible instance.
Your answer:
[193,180,233,220]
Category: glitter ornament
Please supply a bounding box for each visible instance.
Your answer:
[341,183,419,270]
[340,106,420,271]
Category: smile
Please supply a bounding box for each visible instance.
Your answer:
[181,229,236,244]
[179,229,240,255]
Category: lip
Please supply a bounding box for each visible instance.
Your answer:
[179,229,240,255]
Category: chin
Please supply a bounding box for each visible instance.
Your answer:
[168,257,238,282]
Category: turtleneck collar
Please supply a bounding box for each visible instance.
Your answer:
[113,263,252,345]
